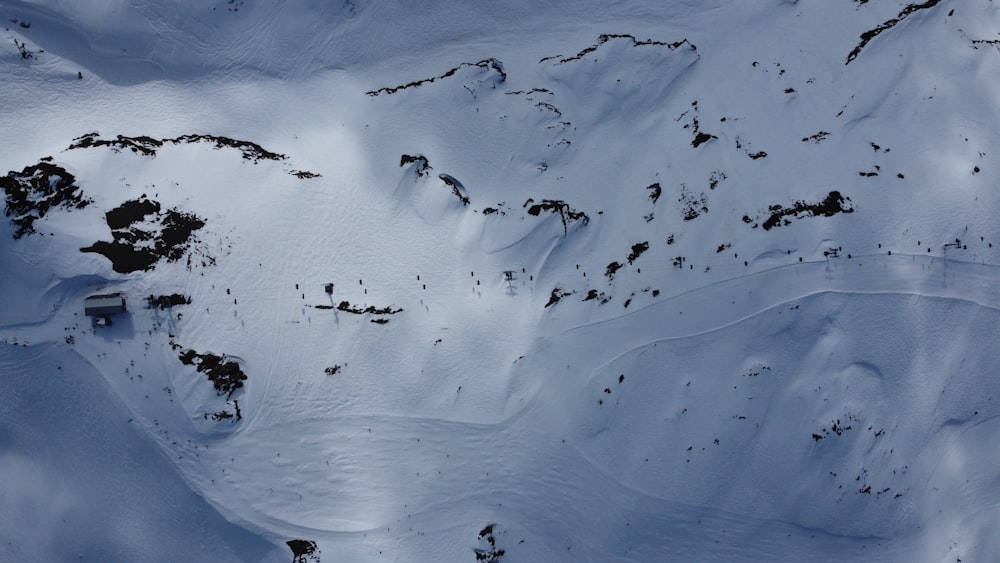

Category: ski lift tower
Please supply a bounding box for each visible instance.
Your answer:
[503,270,517,296]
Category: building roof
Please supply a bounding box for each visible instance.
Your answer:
[84,293,126,316]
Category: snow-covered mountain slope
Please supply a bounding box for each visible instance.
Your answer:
[2,0,1000,561]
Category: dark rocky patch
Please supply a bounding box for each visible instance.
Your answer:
[742,365,771,377]
[678,187,708,221]
[106,197,160,229]
[847,0,943,64]
[1,161,92,238]
[67,132,287,164]
[692,132,715,148]
[523,198,589,233]
[535,101,562,116]
[972,39,1000,53]
[474,524,505,562]
[605,261,623,281]
[677,101,716,148]
[802,131,830,144]
[287,539,320,563]
[176,346,247,399]
[291,170,321,179]
[582,289,611,304]
[481,204,507,216]
[544,287,572,308]
[439,174,471,205]
[366,58,506,96]
[752,191,854,231]
[80,197,206,273]
[325,365,342,375]
[735,136,767,160]
[400,154,432,177]
[504,88,552,95]
[708,171,726,190]
[627,241,649,264]
[13,38,34,60]
[145,294,191,310]
[646,182,662,203]
[540,34,695,64]
[210,407,241,422]
[335,301,403,315]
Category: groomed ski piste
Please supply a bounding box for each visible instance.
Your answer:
[3,1,1000,561]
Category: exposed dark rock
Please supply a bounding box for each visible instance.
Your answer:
[847,0,943,64]
[1,161,92,238]
[627,242,649,264]
[366,58,506,96]
[400,154,432,177]
[145,294,191,310]
[545,287,572,308]
[540,34,695,64]
[755,191,854,231]
[13,38,33,59]
[647,182,662,203]
[106,198,160,230]
[692,132,715,148]
[972,38,1000,53]
[708,171,726,190]
[524,198,589,233]
[439,174,471,205]
[335,301,403,315]
[802,131,830,144]
[177,347,247,399]
[605,261,623,280]
[67,132,287,163]
[474,524,505,562]
[678,187,708,221]
[80,197,206,273]
[287,539,320,563]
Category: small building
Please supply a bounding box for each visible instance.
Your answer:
[84,292,126,317]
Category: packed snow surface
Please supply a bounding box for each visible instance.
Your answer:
[2,0,1000,561]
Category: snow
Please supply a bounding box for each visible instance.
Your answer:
[2,0,1000,561]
